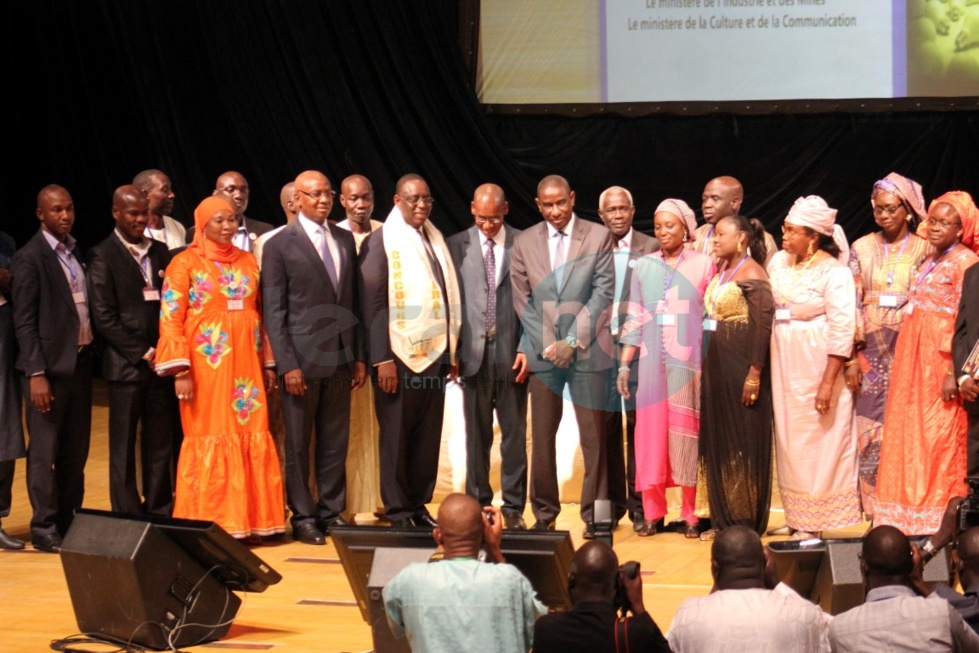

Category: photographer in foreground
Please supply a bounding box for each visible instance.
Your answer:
[914,496,979,634]
[667,526,830,653]
[532,540,670,653]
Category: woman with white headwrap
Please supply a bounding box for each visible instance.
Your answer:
[618,199,716,537]
[875,191,979,534]
[847,173,931,521]
[767,196,860,539]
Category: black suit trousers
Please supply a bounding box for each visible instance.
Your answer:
[280,372,352,527]
[23,351,92,537]
[529,365,609,524]
[107,376,177,516]
[462,340,528,514]
[373,359,447,522]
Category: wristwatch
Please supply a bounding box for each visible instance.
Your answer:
[565,333,578,348]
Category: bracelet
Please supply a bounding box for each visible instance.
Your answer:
[843,359,858,368]
[745,379,760,386]
[618,366,631,373]
[175,369,189,378]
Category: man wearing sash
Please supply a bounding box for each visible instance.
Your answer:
[359,174,461,530]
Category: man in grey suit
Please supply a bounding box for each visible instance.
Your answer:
[262,170,366,545]
[598,186,660,532]
[447,184,530,530]
[511,175,616,538]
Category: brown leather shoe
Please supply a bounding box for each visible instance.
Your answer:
[503,513,527,530]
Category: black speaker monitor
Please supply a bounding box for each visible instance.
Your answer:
[60,511,268,650]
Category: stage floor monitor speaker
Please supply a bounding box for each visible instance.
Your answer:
[367,547,436,653]
[60,512,242,650]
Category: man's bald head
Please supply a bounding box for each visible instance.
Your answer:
[473,183,506,205]
[569,540,620,601]
[113,184,145,208]
[862,525,914,580]
[710,526,766,589]
[279,182,297,223]
[435,493,484,548]
[537,174,572,197]
[702,176,744,224]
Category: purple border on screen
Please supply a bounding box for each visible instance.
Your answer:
[892,0,906,97]
[600,0,608,102]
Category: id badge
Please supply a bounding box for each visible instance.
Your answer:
[703,318,718,332]
[775,308,791,322]
[657,313,676,326]
[227,299,244,311]
[878,294,898,308]
[72,291,86,304]
[143,288,161,302]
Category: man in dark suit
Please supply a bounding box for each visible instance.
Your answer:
[0,230,26,549]
[184,171,274,252]
[447,184,530,530]
[511,175,616,538]
[11,184,94,553]
[263,170,366,545]
[598,186,660,532]
[359,173,460,530]
[87,185,177,516]
[954,261,979,475]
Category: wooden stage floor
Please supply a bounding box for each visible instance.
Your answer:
[1,381,869,652]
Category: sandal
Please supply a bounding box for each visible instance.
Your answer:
[699,528,718,542]
[684,523,700,539]
[637,520,657,537]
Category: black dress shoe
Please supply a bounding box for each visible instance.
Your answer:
[532,519,556,531]
[0,527,25,550]
[412,512,438,529]
[389,518,414,530]
[582,522,596,540]
[32,533,62,553]
[317,515,350,534]
[292,522,325,545]
[503,513,527,530]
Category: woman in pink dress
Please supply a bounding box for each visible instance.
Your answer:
[618,199,716,537]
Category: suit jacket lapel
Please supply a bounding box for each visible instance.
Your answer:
[557,216,586,294]
[326,223,346,296]
[498,226,514,289]
[38,233,77,312]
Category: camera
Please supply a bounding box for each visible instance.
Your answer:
[960,477,979,532]
[613,560,640,617]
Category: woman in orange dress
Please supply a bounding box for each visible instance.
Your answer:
[876,191,979,534]
[156,196,285,541]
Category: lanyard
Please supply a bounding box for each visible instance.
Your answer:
[661,249,685,305]
[132,249,152,286]
[913,244,955,292]
[55,247,79,291]
[707,255,748,316]
[701,224,714,255]
[881,232,909,287]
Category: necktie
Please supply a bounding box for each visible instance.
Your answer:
[553,229,566,288]
[420,229,446,291]
[319,226,339,292]
[236,226,250,252]
[484,239,497,334]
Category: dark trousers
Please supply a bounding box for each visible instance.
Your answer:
[529,366,609,524]
[374,359,447,522]
[107,376,177,516]
[23,352,92,537]
[462,341,528,515]
[605,369,639,522]
[281,372,352,528]
[0,459,13,519]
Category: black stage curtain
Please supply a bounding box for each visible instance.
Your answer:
[5,1,979,252]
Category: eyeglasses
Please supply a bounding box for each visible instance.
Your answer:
[925,218,962,230]
[781,224,809,236]
[398,194,435,207]
[873,204,905,216]
[474,216,504,225]
[343,192,373,202]
[297,189,336,201]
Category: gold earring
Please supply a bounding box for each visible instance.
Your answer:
[806,240,814,259]
[737,240,743,254]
